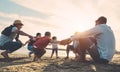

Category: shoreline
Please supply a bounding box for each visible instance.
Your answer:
[0,53,120,72]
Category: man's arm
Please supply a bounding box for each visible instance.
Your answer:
[60,26,102,45]
[71,26,102,40]
[19,30,33,38]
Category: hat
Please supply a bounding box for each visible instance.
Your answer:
[13,20,23,25]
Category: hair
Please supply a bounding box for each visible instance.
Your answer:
[45,31,51,36]
[36,33,41,36]
[52,36,57,40]
[97,16,107,24]
[13,23,23,26]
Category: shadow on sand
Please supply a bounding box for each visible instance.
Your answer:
[0,57,32,68]
[42,58,120,72]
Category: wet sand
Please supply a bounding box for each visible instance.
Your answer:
[0,53,120,72]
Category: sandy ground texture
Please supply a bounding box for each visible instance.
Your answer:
[0,53,120,72]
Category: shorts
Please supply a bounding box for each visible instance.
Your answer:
[33,48,46,58]
[67,45,74,51]
[2,41,22,53]
[66,45,78,53]
[27,45,33,51]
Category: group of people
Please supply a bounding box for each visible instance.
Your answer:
[0,16,115,64]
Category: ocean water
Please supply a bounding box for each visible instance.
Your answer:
[0,45,75,57]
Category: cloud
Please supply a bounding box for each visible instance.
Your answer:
[1,0,120,50]
[11,0,56,15]
[0,12,61,37]
[0,12,59,27]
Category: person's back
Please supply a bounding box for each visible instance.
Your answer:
[96,24,115,61]
[33,36,51,50]
[0,26,18,46]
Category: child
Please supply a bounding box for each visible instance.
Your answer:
[23,33,41,57]
[65,32,80,60]
[65,39,79,59]
[50,36,60,58]
[32,31,51,62]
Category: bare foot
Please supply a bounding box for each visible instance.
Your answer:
[1,52,9,58]
[29,53,31,57]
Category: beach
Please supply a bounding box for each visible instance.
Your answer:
[0,52,120,72]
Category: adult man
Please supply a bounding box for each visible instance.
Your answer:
[60,16,115,64]
[0,20,32,58]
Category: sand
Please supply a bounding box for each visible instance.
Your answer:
[0,53,120,72]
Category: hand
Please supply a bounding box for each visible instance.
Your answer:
[28,35,33,39]
[60,38,72,45]
[22,44,26,46]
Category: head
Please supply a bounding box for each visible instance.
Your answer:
[45,31,51,37]
[95,16,107,25]
[13,20,23,30]
[52,36,57,40]
[36,33,41,38]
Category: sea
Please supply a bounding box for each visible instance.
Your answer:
[0,45,75,57]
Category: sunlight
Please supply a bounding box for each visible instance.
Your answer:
[73,23,92,32]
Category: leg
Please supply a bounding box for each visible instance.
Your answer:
[28,46,34,57]
[37,50,46,58]
[55,48,58,58]
[33,48,39,61]
[51,49,54,58]
[0,46,5,50]
[29,51,33,57]
[33,54,38,62]
[1,41,22,58]
[77,38,87,61]
[66,45,73,58]
[0,45,9,58]
[81,38,108,64]
[3,41,22,53]
[1,50,9,58]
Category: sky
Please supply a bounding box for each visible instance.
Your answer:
[0,0,120,51]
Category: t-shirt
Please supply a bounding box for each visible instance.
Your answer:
[51,40,59,49]
[33,36,51,50]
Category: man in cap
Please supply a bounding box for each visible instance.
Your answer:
[0,20,33,58]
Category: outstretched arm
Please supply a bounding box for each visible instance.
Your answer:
[23,40,30,46]
[60,38,72,45]
[19,30,33,38]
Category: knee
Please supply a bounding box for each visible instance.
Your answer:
[43,50,46,54]
[16,42,22,48]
